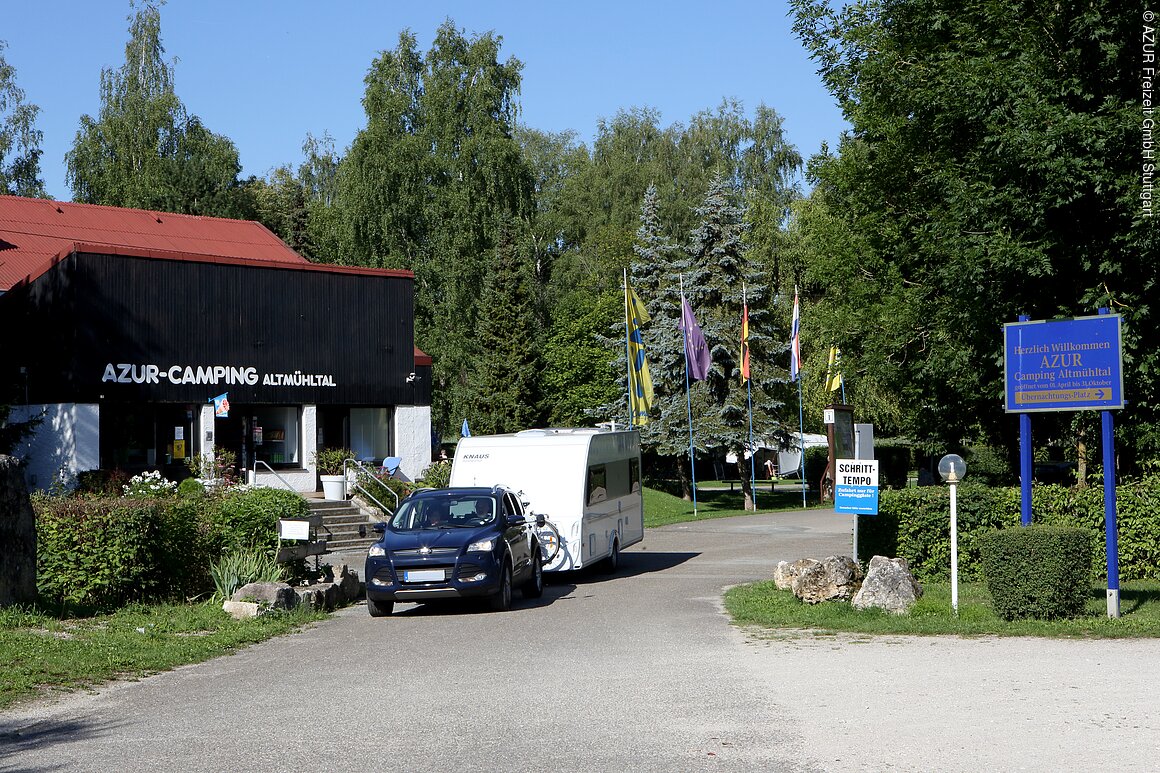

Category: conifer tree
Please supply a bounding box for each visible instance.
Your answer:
[675,176,787,510]
[468,218,542,435]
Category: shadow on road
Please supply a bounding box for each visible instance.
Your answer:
[563,550,701,585]
[0,715,123,772]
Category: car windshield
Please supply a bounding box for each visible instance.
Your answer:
[389,495,496,531]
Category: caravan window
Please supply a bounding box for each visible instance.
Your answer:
[630,458,641,492]
[586,465,607,505]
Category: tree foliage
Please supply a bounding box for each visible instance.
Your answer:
[65,2,252,218]
[790,0,1159,462]
[335,22,536,432]
[0,41,46,198]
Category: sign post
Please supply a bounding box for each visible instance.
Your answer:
[1003,311,1124,618]
[834,458,879,563]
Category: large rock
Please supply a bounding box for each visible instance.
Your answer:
[231,581,298,611]
[791,555,863,604]
[0,455,37,607]
[852,555,923,614]
[774,559,820,591]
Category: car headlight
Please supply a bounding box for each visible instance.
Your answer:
[467,538,495,553]
[368,544,386,557]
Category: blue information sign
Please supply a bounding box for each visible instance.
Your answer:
[1004,314,1124,413]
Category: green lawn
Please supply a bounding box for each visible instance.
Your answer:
[0,602,326,711]
[643,484,825,527]
[725,580,1160,638]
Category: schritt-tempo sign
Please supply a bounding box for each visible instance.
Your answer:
[834,459,879,515]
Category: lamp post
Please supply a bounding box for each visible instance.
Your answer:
[938,454,967,614]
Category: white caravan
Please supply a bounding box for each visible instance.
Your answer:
[450,428,643,572]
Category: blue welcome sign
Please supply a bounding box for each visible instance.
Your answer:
[1003,314,1124,413]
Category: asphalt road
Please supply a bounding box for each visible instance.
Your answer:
[3,509,1159,772]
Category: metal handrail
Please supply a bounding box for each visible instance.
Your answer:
[252,460,297,492]
[343,458,400,516]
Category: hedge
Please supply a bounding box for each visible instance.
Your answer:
[35,486,311,612]
[857,471,1160,583]
[36,496,216,610]
[980,526,1093,620]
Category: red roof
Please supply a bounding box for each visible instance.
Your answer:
[0,195,411,290]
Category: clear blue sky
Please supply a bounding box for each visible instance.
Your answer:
[5,0,848,202]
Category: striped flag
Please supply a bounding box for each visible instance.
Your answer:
[790,288,801,381]
[626,284,654,424]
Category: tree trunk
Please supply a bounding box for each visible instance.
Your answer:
[737,457,755,511]
[676,455,693,501]
[0,455,37,607]
[1076,438,1088,489]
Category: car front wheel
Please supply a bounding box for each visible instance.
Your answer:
[489,562,513,612]
[367,597,394,617]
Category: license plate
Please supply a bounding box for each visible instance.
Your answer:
[404,569,444,582]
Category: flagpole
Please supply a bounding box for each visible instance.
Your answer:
[680,274,698,517]
[798,376,807,508]
[743,282,755,511]
[623,268,635,428]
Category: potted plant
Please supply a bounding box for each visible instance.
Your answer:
[314,447,352,500]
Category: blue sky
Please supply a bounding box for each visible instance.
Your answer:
[5,1,848,202]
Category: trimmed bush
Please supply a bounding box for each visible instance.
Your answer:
[213,487,310,554]
[177,477,206,499]
[980,526,1093,620]
[862,471,1160,583]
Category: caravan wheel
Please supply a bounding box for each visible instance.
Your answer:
[600,536,620,574]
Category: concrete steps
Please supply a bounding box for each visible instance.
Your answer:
[306,497,377,554]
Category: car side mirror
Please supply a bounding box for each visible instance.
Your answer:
[535,514,546,528]
[372,522,386,534]
[506,514,526,527]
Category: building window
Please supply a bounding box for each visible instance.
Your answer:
[349,407,392,461]
[252,406,300,469]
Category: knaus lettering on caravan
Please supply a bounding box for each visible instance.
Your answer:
[451,428,643,572]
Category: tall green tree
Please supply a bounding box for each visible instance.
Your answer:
[0,41,46,198]
[66,2,252,218]
[653,177,785,509]
[336,22,536,434]
[468,218,542,435]
[791,0,1159,463]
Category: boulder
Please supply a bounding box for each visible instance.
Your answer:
[295,586,327,611]
[774,559,820,591]
[222,600,261,620]
[791,555,863,604]
[852,555,923,614]
[0,455,37,607]
[231,581,298,611]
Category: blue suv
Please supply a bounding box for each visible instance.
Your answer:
[364,486,544,617]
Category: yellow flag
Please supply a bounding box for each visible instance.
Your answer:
[825,346,843,392]
[626,285,654,424]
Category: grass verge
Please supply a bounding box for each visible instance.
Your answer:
[643,485,824,527]
[725,579,1160,638]
[0,602,328,711]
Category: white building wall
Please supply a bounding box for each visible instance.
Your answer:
[10,403,100,491]
[393,405,432,482]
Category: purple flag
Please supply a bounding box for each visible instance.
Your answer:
[681,298,711,381]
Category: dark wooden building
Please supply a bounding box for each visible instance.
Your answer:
[0,195,432,491]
